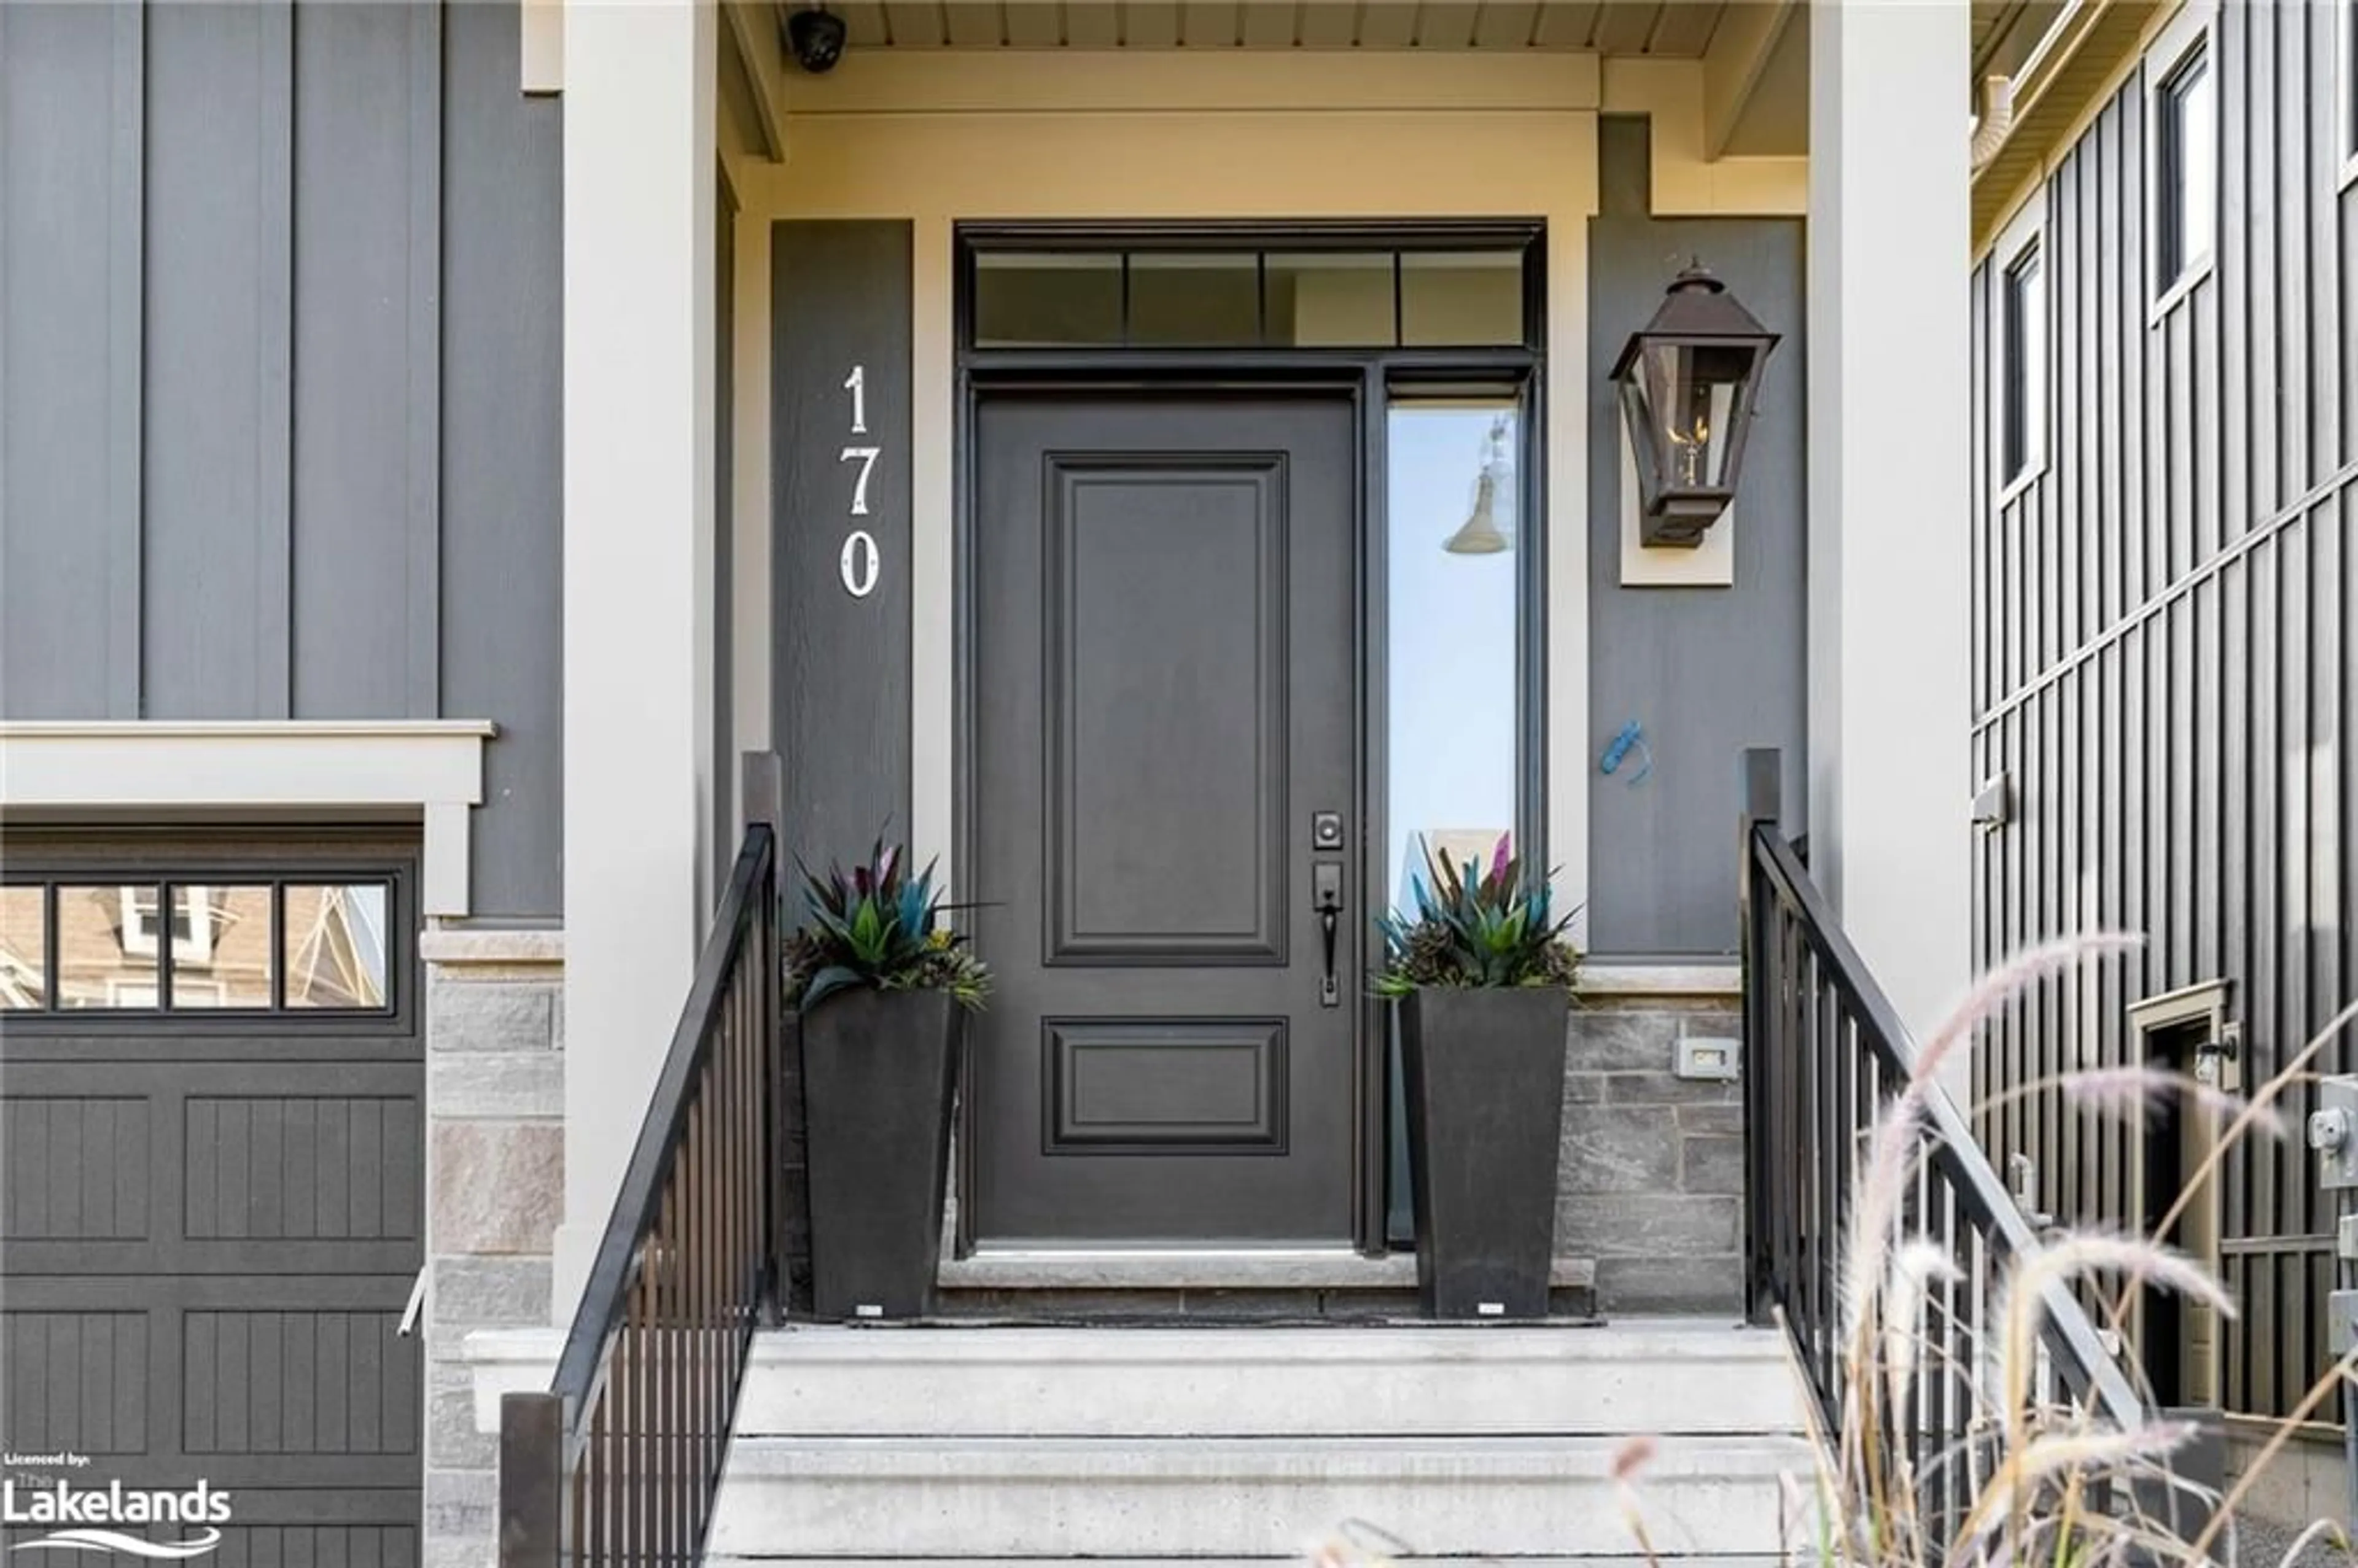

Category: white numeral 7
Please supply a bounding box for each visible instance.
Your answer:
[840,446,881,516]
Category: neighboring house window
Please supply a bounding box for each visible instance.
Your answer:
[2154,38,2215,295]
[120,883,216,966]
[2344,0,2358,180]
[2001,239,2045,483]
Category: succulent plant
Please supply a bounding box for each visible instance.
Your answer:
[1375,834,1581,997]
[785,840,990,1012]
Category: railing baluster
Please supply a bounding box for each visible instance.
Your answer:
[496,823,778,1568]
[590,1377,608,1568]
[1737,749,2173,1562]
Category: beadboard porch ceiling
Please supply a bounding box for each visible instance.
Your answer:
[749,1,2034,168]
[823,1,1746,55]
[821,1,2029,58]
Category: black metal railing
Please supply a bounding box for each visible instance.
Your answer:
[1737,748,2205,1541]
[499,800,782,1568]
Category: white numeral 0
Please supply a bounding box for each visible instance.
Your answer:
[839,530,880,599]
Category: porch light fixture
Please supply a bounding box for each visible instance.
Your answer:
[1611,262,1780,548]
[1443,416,1515,555]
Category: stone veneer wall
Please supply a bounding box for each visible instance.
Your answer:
[1557,986,1746,1316]
[939,981,1748,1322]
[419,931,564,1568]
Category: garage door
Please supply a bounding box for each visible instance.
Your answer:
[1,833,422,1568]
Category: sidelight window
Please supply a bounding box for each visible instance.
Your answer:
[1386,399,1525,900]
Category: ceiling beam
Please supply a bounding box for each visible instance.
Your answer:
[723,2,791,164]
[1702,0,1797,160]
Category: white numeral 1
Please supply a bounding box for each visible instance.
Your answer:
[842,365,867,435]
[839,530,879,598]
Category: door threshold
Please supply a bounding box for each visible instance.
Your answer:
[940,1249,1596,1293]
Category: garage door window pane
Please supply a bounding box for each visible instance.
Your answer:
[55,885,160,1009]
[285,883,392,1010]
[168,885,274,1009]
[0,888,47,1009]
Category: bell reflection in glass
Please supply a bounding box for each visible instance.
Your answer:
[1442,416,1516,556]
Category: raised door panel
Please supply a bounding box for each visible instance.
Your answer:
[1047,457,1288,964]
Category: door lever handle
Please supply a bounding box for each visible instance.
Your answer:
[1313,862,1344,1009]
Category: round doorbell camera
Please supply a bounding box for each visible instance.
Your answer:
[786,9,847,74]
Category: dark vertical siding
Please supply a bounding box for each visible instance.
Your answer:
[770,222,914,883]
[1586,122,1808,957]
[0,1,564,919]
[1971,0,2357,1424]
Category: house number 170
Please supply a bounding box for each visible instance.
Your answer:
[839,365,881,599]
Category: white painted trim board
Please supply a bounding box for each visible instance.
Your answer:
[0,720,493,917]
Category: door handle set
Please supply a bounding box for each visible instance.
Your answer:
[1312,813,1345,1009]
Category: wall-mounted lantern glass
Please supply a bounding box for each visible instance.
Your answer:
[1610,263,1779,548]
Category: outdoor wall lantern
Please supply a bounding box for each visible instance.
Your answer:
[1611,262,1780,548]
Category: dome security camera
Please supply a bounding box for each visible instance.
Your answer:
[785,9,847,74]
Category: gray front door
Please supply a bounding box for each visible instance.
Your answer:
[969,392,1361,1247]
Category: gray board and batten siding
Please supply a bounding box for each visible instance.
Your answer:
[0,1,564,921]
[1588,116,1808,959]
[1968,0,2356,1425]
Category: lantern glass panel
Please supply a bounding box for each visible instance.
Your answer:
[1639,342,1753,490]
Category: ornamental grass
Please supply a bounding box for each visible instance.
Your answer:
[1313,942,2358,1568]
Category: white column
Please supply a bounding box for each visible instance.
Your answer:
[556,0,717,1321]
[1807,0,1972,1065]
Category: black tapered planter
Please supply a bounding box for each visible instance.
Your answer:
[1399,987,1570,1319]
[800,987,962,1320]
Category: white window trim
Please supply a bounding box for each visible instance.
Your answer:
[1993,195,2049,506]
[2145,0,2219,322]
[0,721,494,917]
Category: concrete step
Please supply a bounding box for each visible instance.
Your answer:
[707,1432,1815,1559]
[711,1322,1813,1561]
[734,1321,1805,1438]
